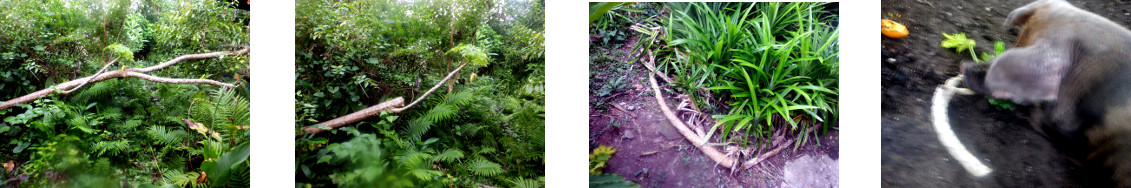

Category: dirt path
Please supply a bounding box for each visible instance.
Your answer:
[881,0,1131,187]
[589,44,838,187]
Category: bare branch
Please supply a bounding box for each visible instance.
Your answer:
[130,46,250,73]
[392,63,466,112]
[0,47,247,110]
[62,59,117,94]
[125,72,236,87]
[300,63,468,135]
[301,97,405,134]
[649,71,737,169]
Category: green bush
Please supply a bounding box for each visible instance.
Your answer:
[295,0,545,187]
[0,0,250,187]
[631,2,838,149]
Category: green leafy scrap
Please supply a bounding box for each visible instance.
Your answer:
[941,32,981,62]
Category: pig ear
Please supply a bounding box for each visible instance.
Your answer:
[1004,4,1037,26]
[1004,0,1063,26]
[984,47,1070,102]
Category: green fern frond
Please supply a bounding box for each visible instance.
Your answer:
[189,98,217,125]
[408,168,442,182]
[421,103,457,123]
[119,118,144,130]
[99,107,124,119]
[465,159,504,177]
[405,119,432,142]
[226,162,251,188]
[166,171,200,188]
[508,177,543,188]
[91,140,132,157]
[455,124,482,137]
[93,158,113,172]
[146,126,190,145]
[212,88,251,126]
[66,114,99,134]
[71,80,117,104]
[443,91,475,106]
[433,148,464,162]
[398,151,431,168]
[188,88,250,143]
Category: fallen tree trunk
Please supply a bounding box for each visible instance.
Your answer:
[300,63,467,135]
[0,46,249,110]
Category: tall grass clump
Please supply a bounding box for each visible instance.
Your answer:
[660,2,838,149]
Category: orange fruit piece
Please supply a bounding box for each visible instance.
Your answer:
[882,19,910,38]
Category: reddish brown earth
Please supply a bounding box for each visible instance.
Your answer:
[589,41,839,187]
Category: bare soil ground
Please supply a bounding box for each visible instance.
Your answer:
[881,0,1131,187]
[589,40,838,187]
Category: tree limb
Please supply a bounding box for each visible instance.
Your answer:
[300,63,467,135]
[0,46,249,110]
[642,50,736,168]
[129,46,250,73]
[649,71,737,169]
[62,59,117,94]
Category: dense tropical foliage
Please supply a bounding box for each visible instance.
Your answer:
[592,2,838,152]
[0,0,250,187]
[295,0,544,187]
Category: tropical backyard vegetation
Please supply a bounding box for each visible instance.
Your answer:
[589,2,838,186]
[295,0,545,187]
[0,0,250,187]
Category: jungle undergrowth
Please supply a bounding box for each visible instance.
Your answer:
[295,0,545,187]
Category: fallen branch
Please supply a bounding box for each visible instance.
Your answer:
[649,71,737,169]
[62,59,117,94]
[0,46,249,110]
[300,63,467,135]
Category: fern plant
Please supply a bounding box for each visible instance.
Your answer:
[295,0,544,187]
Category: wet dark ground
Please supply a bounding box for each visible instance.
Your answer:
[589,41,838,187]
[881,0,1131,187]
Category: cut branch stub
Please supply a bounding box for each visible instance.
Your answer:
[0,46,249,110]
